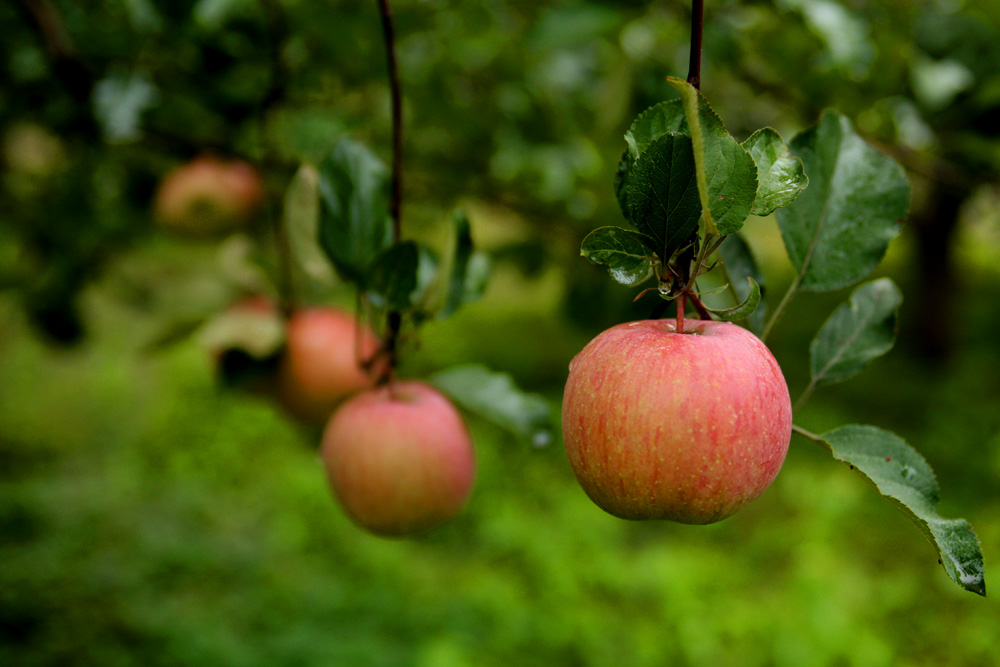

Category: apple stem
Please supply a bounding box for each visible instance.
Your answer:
[376,0,404,383]
[688,291,711,320]
[676,293,687,333]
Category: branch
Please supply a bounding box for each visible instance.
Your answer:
[16,0,94,104]
[687,0,704,89]
[376,0,404,383]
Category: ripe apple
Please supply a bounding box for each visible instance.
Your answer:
[321,381,475,536]
[561,319,792,524]
[154,155,264,234]
[277,307,384,424]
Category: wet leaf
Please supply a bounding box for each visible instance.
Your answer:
[741,128,809,216]
[667,77,759,236]
[810,277,902,387]
[317,137,394,286]
[431,364,553,447]
[624,100,687,159]
[283,164,336,286]
[580,226,656,286]
[705,277,760,322]
[624,133,701,260]
[814,424,986,596]
[717,234,767,334]
[365,241,438,312]
[777,111,910,292]
[440,210,490,318]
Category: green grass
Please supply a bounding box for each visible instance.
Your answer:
[2,255,999,666]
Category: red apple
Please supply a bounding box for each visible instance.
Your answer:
[277,307,384,424]
[321,381,475,536]
[154,155,263,234]
[561,319,792,524]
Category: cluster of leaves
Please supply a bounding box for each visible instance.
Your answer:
[583,80,985,595]
[291,136,552,445]
[584,77,808,319]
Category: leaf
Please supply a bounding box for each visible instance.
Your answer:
[614,149,632,222]
[666,77,759,236]
[317,137,394,286]
[717,234,767,334]
[776,110,910,292]
[580,226,657,286]
[741,128,809,216]
[365,241,438,312]
[430,364,554,447]
[705,278,761,322]
[810,277,902,387]
[624,100,687,159]
[624,133,702,260]
[440,210,490,318]
[814,424,985,596]
[282,164,336,285]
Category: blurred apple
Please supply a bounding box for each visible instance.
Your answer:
[277,307,384,425]
[154,155,263,234]
[321,380,475,536]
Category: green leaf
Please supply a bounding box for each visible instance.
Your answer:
[282,164,336,285]
[430,364,553,447]
[741,128,809,216]
[365,241,438,312]
[624,100,687,158]
[624,133,702,259]
[705,278,760,322]
[776,110,910,292]
[666,77,759,236]
[717,234,767,334]
[440,210,490,318]
[614,149,632,223]
[317,137,394,286]
[814,424,985,596]
[810,277,902,387]
[580,226,657,287]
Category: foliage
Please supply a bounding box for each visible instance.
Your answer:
[1,0,998,662]
[580,61,982,592]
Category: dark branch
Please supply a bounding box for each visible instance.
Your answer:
[687,0,704,90]
[376,0,404,383]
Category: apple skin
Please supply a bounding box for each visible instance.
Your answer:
[277,307,384,425]
[561,319,791,524]
[154,155,263,234]
[321,381,475,536]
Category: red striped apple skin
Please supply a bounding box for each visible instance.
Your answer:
[562,319,791,524]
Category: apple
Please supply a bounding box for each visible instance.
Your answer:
[277,307,384,424]
[561,319,792,524]
[321,381,475,536]
[154,155,264,234]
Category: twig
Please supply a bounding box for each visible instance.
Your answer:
[376,0,404,383]
[687,0,704,90]
[16,0,94,104]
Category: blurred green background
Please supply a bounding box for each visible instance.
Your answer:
[2,0,1000,664]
